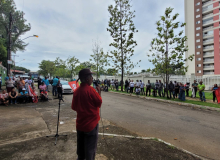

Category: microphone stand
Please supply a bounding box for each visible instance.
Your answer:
[46,96,67,145]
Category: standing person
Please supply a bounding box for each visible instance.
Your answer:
[129,80,135,95]
[115,80,119,91]
[111,79,115,90]
[6,78,14,93]
[52,76,59,96]
[168,81,175,99]
[211,84,218,103]
[0,74,2,91]
[125,79,129,91]
[37,77,42,89]
[174,81,179,99]
[57,80,63,99]
[158,80,163,97]
[198,81,206,102]
[71,69,102,160]
[135,80,139,91]
[9,88,18,104]
[146,80,151,96]
[192,80,198,98]
[155,80,159,96]
[27,77,33,86]
[185,83,190,97]
[179,83,186,101]
[140,80,145,95]
[42,76,50,92]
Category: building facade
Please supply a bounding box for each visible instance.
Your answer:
[185,0,220,76]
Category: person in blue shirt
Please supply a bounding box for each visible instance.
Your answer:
[5,74,10,81]
[17,88,28,103]
[52,76,59,96]
[42,76,50,92]
[212,84,219,103]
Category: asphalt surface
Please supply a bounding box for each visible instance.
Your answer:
[65,92,220,160]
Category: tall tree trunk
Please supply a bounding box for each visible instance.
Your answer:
[120,1,124,92]
[7,12,12,76]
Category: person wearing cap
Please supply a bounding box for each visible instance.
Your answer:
[52,76,59,96]
[17,88,28,103]
[71,68,102,160]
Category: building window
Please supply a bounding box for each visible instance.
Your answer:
[197,45,201,48]
[197,64,201,67]
[196,33,200,36]
[196,8,200,12]
[196,21,200,24]
[196,52,201,55]
[197,70,201,73]
[197,58,201,61]
[196,39,200,42]
[196,27,201,30]
[196,14,200,18]
[196,2,200,6]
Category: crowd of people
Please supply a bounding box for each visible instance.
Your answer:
[0,74,49,106]
[92,78,218,103]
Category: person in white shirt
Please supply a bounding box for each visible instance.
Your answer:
[111,79,115,90]
[27,77,33,86]
[135,87,141,95]
[129,80,135,94]
[140,80,145,95]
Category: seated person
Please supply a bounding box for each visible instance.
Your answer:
[17,88,28,103]
[9,88,18,104]
[39,82,46,93]
[135,87,141,95]
[0,90,9,106]
[41,89,48,101]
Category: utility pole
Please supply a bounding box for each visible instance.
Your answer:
[7,12,12,76]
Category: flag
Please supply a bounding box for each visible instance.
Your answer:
[68,81,79,92]
[28,85,38,103]
[215,88,220,104]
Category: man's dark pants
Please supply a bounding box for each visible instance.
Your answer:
[146,88,151,96]
[77,124,99,160]
[52,86,57,96]
[194,87,197,98]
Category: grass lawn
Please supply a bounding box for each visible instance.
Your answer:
[108,87,220,109]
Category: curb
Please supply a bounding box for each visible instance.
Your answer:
[72,130,205,160]
[109,91,220,112]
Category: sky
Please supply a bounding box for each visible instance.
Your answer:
[14,0,185,73]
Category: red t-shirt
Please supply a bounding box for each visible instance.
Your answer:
[71,83,102,132]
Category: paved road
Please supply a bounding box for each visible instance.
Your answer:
[65,92,220,160]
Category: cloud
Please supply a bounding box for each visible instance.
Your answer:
[14,0,184,72]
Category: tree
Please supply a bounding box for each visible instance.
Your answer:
[107,68,118,76]
[0,38,7,66]
[107,0,140,91]
[147,7,194,98]
[66,56,80,78]
[134,72,137,74]
[141,69,146,73]
[0,0,31,53]
[12,66,30,73]
[90,40,108,79]
[38,60,56,78]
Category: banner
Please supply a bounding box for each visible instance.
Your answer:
[68,81,79,92]
[28,85,38,103]
[215,88,220,104]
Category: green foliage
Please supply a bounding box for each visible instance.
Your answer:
[0,38,7,66]
[147,7,194,86]
[107,0,140,91]
[0,0,31,53]
[141,69,146,73]
[107,68,118,76]
[12,65,30,73]
[38,60,56,78]
[90,40,109,79]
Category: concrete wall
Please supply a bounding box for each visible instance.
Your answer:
[185,0,196,76]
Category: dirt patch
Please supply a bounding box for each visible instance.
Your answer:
[0,132,200,160]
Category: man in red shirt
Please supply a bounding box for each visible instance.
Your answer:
[71,69,102,160]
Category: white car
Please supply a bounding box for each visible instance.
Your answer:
[60,81,73,94]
